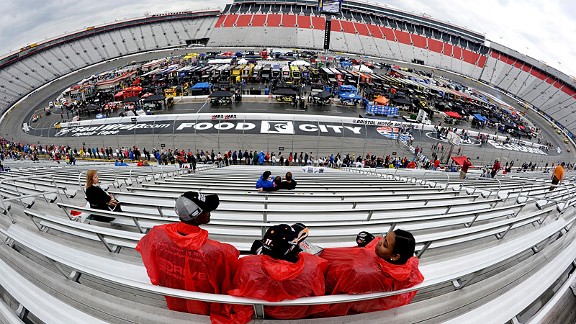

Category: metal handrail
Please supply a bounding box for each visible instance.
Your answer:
[0,175,62,223]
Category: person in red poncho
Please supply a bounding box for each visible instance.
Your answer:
[136,191,239,319]
[319,229,424,317]
[223,224,329,323]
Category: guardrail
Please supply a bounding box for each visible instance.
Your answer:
[0,175,64,223]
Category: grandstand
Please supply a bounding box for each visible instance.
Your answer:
[0,162,575,323]
[0,0,576,323]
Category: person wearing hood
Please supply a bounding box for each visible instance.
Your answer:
[255,171,275,190]
[136,191,239,320]
[221,224,328,323]
[258,151,266,165]
[318,229,424,317]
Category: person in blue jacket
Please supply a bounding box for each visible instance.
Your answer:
[115,159,129,166]
[256,171,274,190]
[258,151,265,165]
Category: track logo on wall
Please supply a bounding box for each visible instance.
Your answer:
[261,121,295,134]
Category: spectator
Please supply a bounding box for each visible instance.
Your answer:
[136,192,239,320]
[85,170,121,222]
[256,171,274,190]
[223,224,328,322]
[491,159,501,178]
[319,229,424,316]
[550,162,565,191]
[114,159,129,166]
[259,176,282,192]
[460,157,472,179]
[279,171,297,190]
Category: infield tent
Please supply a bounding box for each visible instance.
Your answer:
[312,91,332,100]
[445,111,462,119]
[191,82,211,90]
[273,88,298,96]
[374,96,390,105]
[473,114,487,122]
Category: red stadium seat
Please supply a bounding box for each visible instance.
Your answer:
[340,20,356,34]
[522,64,532,73]
[443,43,453,56]
[311,16,325,30]
[251,14,266,27]
[331,19,342,32]
[297,15,311,29]
[411,34,427,49]
[427,38,443,53]
[366,24,383,38]
[354,22,370,36]
[222,14,238,27]
[235,14,252,27]
[563,86,576,97]
[477,55,487,67]
[462,49,479,64]
[283,14,296,27]
[531,69,546,81]
[267,14,281,27]
[380,26,395,40]
[394,30,411,45]
[214,15,226,28]
[452,46,462,59]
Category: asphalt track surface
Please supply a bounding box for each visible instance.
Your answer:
[1,47,573,166]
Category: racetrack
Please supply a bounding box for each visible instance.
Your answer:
[1,47,573,167]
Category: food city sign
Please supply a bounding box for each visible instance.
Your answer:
[53,120,364,137]
[176,121,362,134]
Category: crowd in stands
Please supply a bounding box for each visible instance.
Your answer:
[0,136,571,175]
[136,191,424,322]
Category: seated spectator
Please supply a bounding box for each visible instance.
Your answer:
[319,229,424,316]
[279,172,297,190]
[256,171,274,190]
[115,159,129,166]
[85,170,121,222]
[223,224,328,323]
[259,176,282,192]
[136,191,239,320]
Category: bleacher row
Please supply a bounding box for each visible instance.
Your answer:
[0,162,575,323]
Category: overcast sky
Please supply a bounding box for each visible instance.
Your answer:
[0,0,574,77]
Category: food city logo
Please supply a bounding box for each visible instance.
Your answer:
[176,121,363,134]
[54,123,171,137]
[53,121,364,137]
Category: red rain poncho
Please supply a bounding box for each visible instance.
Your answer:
[136,223,239,318]
[319,237,424,316]
[223,253,329,323]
